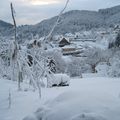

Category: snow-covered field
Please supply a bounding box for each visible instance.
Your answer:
[0,74,120,120]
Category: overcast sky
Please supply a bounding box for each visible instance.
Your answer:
[0,0,120,25]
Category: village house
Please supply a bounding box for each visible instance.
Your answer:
[61,44,83,56]
[59,37,70,47]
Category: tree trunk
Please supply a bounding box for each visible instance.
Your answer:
[91,64,97,73]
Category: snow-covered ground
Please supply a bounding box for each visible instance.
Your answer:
[0,74,120,120]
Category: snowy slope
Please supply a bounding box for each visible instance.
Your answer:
[1,74,120,120]
[0,20,13,36]
[0,20,13,28]
[0,79,40,120]
[0,78,66,120]
[26,75,120,120]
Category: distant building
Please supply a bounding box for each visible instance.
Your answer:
[62,45,83,56]
[59,38,70,47]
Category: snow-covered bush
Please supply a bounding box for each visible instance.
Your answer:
[67,57,82,77]
[101,49,114,65]
[115,32,120,47]
[96,62,108,76]
[84,48,115,75]
[48,73,70,87]
[43,49,66,73]
[107,50,120,77]
[109,32,120,48]
[0,46,11,79]
[85,48,103,73]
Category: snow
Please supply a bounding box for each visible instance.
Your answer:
[1,74,120,120]
[0,77,67,120]
[0,79,41,120]
[96,63,108,76]
[48,73,70,87]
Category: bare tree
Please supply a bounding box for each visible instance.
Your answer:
[10,3,22,90]
[43,0,70,47]
[8,0,70,97]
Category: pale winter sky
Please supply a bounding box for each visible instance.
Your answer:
[0,0,120,25]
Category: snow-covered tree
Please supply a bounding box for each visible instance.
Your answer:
[108,32,120,48]
[101,49,114,66]
[67,57,82,77]
[114,32,120,47]
[46,57,56,74]
[43,49,66,73]
[85,48,103,73]
[107,49,120,77]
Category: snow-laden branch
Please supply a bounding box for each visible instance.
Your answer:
[45,0,70,42]
[10,3,17,43]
